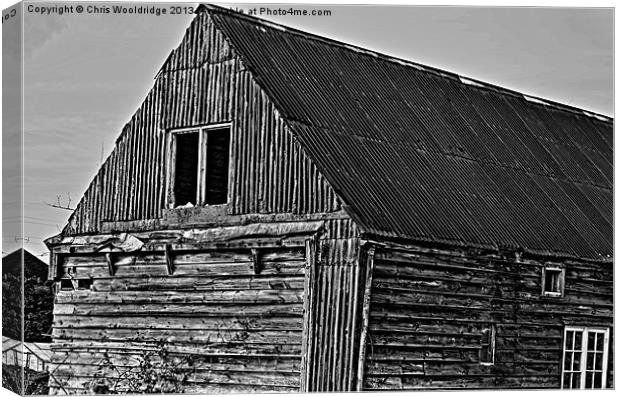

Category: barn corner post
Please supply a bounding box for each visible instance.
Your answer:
[354,243,376,391]
[300,236,317,392]
[297,220,371,392]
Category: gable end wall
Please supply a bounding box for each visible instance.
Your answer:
[62,11,342,236]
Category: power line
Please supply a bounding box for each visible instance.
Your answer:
[4,215,64,221]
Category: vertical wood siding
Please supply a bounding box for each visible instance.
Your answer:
[304,219,365,391]
[362,245,613,390]
[49,246,307,394]
[63,12,340,236]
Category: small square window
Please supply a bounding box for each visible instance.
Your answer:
[59,278,93,291]
[59,279,73,290]
[542,264,565,297]
[77,279,93,290]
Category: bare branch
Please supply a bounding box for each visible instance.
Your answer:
[44,202,75,211]
[45,192,75,211]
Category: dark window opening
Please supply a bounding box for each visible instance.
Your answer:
[205,128,230,205]
[174,131,199,206]
[545,270,561,292]
[60,279,73,290]
[77,279,93,290]
[59,278,94,291]
[480,324,496,365]
[543,266,564,296]
[170,126,230,207]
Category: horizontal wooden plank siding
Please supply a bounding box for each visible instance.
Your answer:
[49,245,306,394]
[362,245,613,390]
[63,12,340,236]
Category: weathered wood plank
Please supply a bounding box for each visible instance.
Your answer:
[53,328,301,347]
[53,301,304,317]
[52,340,302,356]
[55,289,304,305]
[52,351,301,371]
[60,261,304,278]
[53,315,303,330]
[93,275,305,291]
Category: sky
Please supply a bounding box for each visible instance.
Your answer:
[1,1,614,261]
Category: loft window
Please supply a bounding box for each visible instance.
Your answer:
[479,324,496,365]
[542,264,565,297]
[562,327,609,389]
[168,125,231,208]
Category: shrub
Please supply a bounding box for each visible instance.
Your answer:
[85,343,198,394]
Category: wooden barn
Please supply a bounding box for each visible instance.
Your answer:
[45,4,613,394]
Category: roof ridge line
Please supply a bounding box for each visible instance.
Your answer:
[198,3,613,123]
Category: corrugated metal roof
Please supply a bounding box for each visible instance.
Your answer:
[205,5,612,260]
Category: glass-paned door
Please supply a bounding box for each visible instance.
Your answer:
[562,327,609,389]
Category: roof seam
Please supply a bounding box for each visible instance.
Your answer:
[283,118,612,192]
[362,231,613,263]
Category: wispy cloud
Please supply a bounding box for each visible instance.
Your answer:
[23,13,68,58]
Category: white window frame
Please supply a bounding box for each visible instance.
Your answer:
[541,263,565,297]
[166,123,232,208]
[561,326,610,389]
